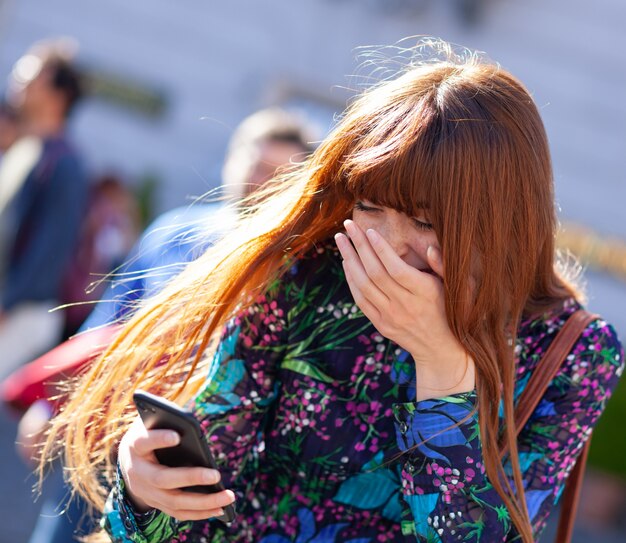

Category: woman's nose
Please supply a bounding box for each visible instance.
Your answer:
[378,218,411,258]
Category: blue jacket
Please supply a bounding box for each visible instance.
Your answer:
[1,135,87,311]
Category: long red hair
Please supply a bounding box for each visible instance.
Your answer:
[44,44,578,543]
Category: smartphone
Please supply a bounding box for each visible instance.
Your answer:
[133,389,236,524]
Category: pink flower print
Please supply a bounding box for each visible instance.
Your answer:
[368,437,380,453]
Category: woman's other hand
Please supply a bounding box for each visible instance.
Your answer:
[335,220,475,401]
[118,418,236,520]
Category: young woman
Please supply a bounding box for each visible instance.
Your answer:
[45,42,624,543]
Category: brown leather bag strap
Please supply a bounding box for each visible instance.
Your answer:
[514,310,598,431]
[510,309,598,543]
[555,439,591,543]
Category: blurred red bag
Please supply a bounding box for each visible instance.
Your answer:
[0,324,119,413]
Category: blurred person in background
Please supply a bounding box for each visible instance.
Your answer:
[12,106,316,543]
[0,101,20,154]
[0,102,23,282]
[0,38,88,380]
[59,173,141,338]
[83,106,316,330]
[0,100,42,284]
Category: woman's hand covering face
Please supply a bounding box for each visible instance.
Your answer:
[335,216,475,400]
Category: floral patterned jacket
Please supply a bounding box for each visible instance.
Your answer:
[102,241,624,542]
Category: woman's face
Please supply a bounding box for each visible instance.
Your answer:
[351,199,440,273]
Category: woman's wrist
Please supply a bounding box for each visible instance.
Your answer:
[412,353,475,402]
[118,461,152,514]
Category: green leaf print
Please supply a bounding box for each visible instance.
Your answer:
[283,429,307,456]
[310,446,344,469]
[276,492,296,518]
[282,358,335,383]
[463,512,486,541]
[439,394,474,404]
[494,504,511,532]
[466,418,481,442]
[143,513,191,543]
[286,277,371,360]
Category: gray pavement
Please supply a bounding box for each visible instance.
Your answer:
[0,404,41,543]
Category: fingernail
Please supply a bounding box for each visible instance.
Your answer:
[226,490,236,502]
[166,432,180,445]
[343,219,355,234]
[334,233,346,248]
[215,508,225,516]
[427,245,434,258]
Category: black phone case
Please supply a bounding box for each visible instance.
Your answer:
[133,390,236,524]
